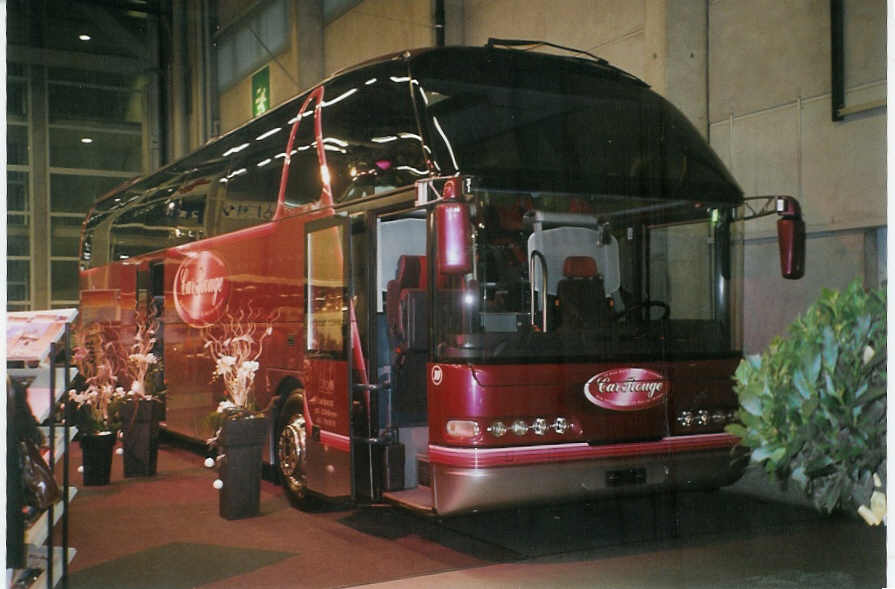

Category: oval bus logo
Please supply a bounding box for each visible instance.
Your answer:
[584,368,668,412]
[173,251,231,327]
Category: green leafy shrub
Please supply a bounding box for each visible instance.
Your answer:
[727,280,886,516]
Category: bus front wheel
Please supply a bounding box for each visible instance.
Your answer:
[276,393,312,508]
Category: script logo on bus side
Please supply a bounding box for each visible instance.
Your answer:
[173,251,231,327]
[584,368,668,411]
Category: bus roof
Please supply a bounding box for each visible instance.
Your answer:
[91,44,655,209]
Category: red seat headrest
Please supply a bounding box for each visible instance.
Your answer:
[563,256,597,278]
[396,255,427,289]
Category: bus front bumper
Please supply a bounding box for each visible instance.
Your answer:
[427,433,747,515]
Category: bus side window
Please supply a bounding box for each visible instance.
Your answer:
[217,157,280,232]
[282,101,323,208]
[320,68,429,204]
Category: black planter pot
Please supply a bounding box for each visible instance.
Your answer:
[120,399,164,477]
[80,431,116,486]
[218,415,267,520]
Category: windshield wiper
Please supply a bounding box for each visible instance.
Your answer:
[485,38,646,86]
[486,37,608,64]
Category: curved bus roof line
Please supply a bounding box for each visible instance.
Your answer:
[91,44,653,211]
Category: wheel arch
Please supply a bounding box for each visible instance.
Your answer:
[270,375,305,423]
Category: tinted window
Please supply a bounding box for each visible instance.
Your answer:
[319,64,428,204]
[411,48,741,203]
[110,190,207,261]
[282,96,326,208]
[216,156,279,233]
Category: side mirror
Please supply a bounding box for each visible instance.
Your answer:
[776,197,805,279]
[435,201,472,275]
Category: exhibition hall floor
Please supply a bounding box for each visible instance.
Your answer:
[61,439,886,589]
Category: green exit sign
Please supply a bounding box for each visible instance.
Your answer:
[252,66,270,117]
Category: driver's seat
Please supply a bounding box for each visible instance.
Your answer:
[556,256,612,328]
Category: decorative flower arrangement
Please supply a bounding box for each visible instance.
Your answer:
[122,305,164,400]
[201,308,273,443]
[69,307,165,434]
[68,322,126,434]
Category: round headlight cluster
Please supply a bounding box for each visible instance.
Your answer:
[486,417,571,438]
[677,408,738,430]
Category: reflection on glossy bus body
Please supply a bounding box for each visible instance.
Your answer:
[79,45,760,515]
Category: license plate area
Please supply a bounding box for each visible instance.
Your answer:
[606,467,647,487]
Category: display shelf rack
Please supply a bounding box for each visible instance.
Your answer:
[7,308,78,589]
[38,427,78,466]
[7,367,75,424]
[8,547,77,589]
[23,489,78,548]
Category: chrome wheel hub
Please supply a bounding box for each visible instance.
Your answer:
[278,417,306,481]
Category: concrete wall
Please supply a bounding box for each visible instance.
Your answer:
[463,0,669,92]
[707,0,886,351]
[217,2,306,134]
[216,0,431,134]
[323,0,432,76]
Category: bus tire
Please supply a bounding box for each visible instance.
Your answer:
[275,391,313,509]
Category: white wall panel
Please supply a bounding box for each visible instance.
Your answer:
[743,232,866,353]
[800,87,886,231]
[464,0,544,46]
[843,0,887,88]
[728,105,801,237]
[592,31,647,83]
[709,0,830,123]
[544,0,645,55]
[324,0,432,76]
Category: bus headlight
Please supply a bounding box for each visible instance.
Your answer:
[488,420,508,437]
[552,417,569,434]
[531,418,548,436]
[445,420,481,439]
[511,419,529,436]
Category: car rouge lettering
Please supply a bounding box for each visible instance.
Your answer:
[178,275,225,296]
[173,251,231,327]
[584,368,668,411]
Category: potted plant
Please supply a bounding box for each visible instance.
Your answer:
[68,322,124,486]
[118,306,165,477]
[202,308,273,519]
[727,280,886,524]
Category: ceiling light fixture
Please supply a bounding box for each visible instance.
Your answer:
[79,34,92,41]
[80,137,93,144]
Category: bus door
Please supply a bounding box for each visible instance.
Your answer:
[303,215,354,499]
[374,208,428,494]
[349,205,430,501]
[303,209,406,502]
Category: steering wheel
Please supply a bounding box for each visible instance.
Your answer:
[614,300,670,322]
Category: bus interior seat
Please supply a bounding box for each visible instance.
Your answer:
[386,255,427,346]
[385,254,429,426]
[556,255,612,328]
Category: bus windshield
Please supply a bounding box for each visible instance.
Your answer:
[432,191,743,363]
[411,48,744,363]
[411,48,741,202]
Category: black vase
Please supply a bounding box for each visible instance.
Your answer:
[218,415,267,520]
[120,399,164,477]
[80,431,116,486]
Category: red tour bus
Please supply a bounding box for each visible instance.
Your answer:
[79,42,804,515]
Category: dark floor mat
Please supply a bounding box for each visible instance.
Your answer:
[69,542,294,589]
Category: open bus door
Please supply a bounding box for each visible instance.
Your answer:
[300,213,398,504]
